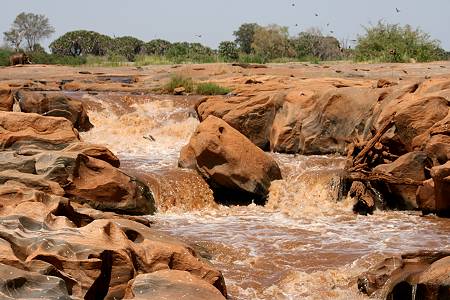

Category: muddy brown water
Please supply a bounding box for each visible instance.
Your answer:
[79,92,450,300]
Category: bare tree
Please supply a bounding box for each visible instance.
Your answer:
[3,29,24,51]
[3,12,55,52]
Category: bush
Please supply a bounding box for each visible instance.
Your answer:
[218,41,239,61]
[238,53,267,64]
[28,51,86,65]
[50,30,112,56]
[354,22,446,62]
[142,39,172,56]
[0,48,13,66]
[196,82,231,95]
[110,36,144,61]
[166,42,216,63]
[164,74,195,93]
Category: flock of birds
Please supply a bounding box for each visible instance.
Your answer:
[191,4,402,45]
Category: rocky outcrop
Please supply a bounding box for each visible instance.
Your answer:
[0,183,226,299]
[0,107,226,299]
[0,111,80,150]
[0,111,155,215]
[179,116,282,204]
[358,251,450,300]
[16,90,93,132]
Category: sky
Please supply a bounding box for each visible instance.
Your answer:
[1,0,449,50]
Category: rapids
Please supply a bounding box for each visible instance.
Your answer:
[79,92,450,300]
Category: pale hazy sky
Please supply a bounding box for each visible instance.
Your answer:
[1,0,449,50]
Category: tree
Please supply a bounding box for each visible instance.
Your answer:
[110,36,144,61]
[50,30,112,56]
[291,28,342,60]
[251,24,293,60]
[354,21,445,62]
[233,23,260,54]
[218,41,239,61]
[142,39,172,56]
[3,12,55,52]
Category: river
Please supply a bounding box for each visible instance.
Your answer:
[79,92,450,300]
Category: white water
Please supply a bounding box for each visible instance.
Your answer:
[80,92,450,300]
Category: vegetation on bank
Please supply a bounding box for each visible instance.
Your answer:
[1,12,449,67]
[163,74,231,95]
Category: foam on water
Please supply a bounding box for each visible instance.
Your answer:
[79,92,199,169]
[79,92,450,299]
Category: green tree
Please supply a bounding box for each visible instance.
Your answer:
[50,30,112,56]
[251,24,293,60]
[233,23,260,54]
[355,21,445,62]
[218,41,239,61]
[3,12,55,51]
[142,39,172,55]
[291,28,342,60]
[110,36,144,61]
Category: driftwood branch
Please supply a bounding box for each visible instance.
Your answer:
[352,118,395,167]
[346,172,423,186]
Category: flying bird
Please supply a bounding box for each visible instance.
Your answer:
[326,23,330,27]
[292,3,295,7]
[295,24,299,27]
[396,8,400,13]
[195,34,202,38]
[315,13,319,17]
[330,31,334,34]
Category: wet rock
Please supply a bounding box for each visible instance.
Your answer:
[0,111,80,150]
[417,256,450,298]
[358,252,450,300]
[373,151,429,209]
[0,263,71,299]
[179,115,282,204]
[349,181,375,215]
[417,179,436,213]
[429,162,450,214]
[125,270,226,300]
[0,85,13,111]
[65,154,156,215]
[16,90,93,132]
[197,92,284,149]
[0,183,226,299]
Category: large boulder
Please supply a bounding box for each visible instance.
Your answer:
[16,90,93,132]
[179,115,282,204]
[373,151,429,209]
[0,111,80,150]
[65,154,156,214]
[125,270,226,300]
[196,92,284,150]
